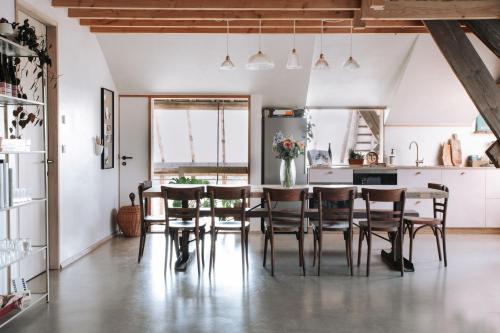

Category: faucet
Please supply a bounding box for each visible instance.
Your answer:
[409,141,424,167]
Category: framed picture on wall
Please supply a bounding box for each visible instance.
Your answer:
[101,88,114,169]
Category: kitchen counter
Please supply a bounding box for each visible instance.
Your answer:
[310,165,495,170]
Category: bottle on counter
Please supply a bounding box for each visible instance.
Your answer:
[8,57,17,98]
[328,142,332,161]
[0,53,6,95]
[389,148,396,165]
[2,54,11,96]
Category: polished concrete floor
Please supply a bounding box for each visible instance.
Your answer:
[4,231,500,333]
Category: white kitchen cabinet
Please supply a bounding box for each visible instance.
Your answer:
[486,199,500,228]
[397,169,443,218]
[485,169,500,199]
[442,169,486,228]
[308,168,353,184]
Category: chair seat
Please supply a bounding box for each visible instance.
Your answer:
[358,220,400,232]
[144,215,165,223]
[310,220,349,230]
[214,220,250,230]
[169,219,207,230]
[265,221,301,232]
[405,216,442,226]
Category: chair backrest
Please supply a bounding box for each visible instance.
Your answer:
[263,187,308,230]
[138,181,153,220]
[162,186,203,224]
[428,183,449,225]
[362,188,406,228]
[207,186,250,226]
[313,187,356,228]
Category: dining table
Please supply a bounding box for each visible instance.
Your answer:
[144,184,449,272]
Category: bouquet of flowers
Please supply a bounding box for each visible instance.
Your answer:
[272,131,305,161]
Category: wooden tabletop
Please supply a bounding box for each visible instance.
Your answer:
[144,184,448,199]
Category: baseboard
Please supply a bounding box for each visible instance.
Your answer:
[59,232,118,269]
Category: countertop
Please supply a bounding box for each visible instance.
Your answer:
[309,165,495,170]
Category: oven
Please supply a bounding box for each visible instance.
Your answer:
[353,169,397,185]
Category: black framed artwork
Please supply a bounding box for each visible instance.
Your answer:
[101,88,114,169]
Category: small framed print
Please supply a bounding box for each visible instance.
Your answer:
[101,88,114,169]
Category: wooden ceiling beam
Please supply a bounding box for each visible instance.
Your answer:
[80,19,422,28]
[362,0,500,20]
[463,20,500,58]
[89,26,429,33]
[68,9,355,20]
[53,0,361,10]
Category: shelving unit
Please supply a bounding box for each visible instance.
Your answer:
[0,36,49,328]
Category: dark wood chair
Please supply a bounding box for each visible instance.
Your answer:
[207,185,251,274]
[263,187,308,276]
[162,186,207,276]
[138,181,166,263]
[312,186,356,276]
[405,183,449,266]
[357,188,406,276]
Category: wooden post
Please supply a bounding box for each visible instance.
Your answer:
[425,20,500,166]
[463,20,500,57]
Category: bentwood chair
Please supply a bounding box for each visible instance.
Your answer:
[405,183,449,266]
[312,187,356,276]
[138,181,166,263]
[357,188,406,276]
[207,186,251,274]
[162,186,207,276]
[263,187,308,276]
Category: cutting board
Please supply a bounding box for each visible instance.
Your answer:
[442,143,453,166]
[449,133,462,166]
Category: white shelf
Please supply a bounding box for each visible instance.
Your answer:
[0,36,37,57]
[0,198,47,212]
[0,246,47,270]
[0,94,45,106]
[0,150,46,154]
[0,292,47,328]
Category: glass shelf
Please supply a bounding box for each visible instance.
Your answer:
[0,36,37,57]
[0,292,47,328]
[0,198,47,212]
[0,246,47,270]
[0,94,45,106]
[0,150,47,154]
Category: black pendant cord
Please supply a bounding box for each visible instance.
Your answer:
[216,101,220,184]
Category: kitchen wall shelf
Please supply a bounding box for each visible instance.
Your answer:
[0,94,45,106]
[0,198,47,212]
[0,292,48,328]
[0,246,47,271]
[0,36,36,57]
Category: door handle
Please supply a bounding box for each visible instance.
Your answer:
[121,156,133,160]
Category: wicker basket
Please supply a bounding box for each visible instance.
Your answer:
[117,193,141,237]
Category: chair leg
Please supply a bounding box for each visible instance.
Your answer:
[241,228,246,272]
[357,229,364,267]
[318,230,322,276]
[399,226,404,277]
[312,228,317,267]
[137,232,145,263]
[209,228,216,274]
[408,223,414,263]
[245,227,249,268]
[366,231,371,277]
[173,230,180,257]
[433,226,442,262]
[348,229,353,276]
[195,228,201,276]
[300,230,305,276]
[164,227,170,277]
[263,230,268,267]
[201,227,206,267]
[344,231,350,267]
[169,232,174,267]
[270,231,275,276]
[441,226,448,267]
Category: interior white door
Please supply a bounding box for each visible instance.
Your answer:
[119,97,150,206]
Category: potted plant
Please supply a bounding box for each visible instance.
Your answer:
[348,149,365,165]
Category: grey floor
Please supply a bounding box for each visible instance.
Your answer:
[4,231,500,333]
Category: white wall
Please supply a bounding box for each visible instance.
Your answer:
[385,125,495,166]
[1,0,16,22]
[19,0,119,265]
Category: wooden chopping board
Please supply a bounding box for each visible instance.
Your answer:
[442,143,453,166]
[449,134,462,166]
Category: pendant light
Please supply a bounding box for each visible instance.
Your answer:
[343,24,360,71]
[286,20,301,69]
[246,20,274,70]
[314,20,329,70]
[220,20,236,70]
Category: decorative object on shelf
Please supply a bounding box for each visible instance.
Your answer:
[307,149,331,167]
[441,142,453,166]
[0,294,24,318]
[0,19,14,37]
[475,115,492,134]
[11,277,30,300]
[286,20,301,70]
[116,193,141,237]
[220,20,235,70]
[314,20,329,70]
[343,25,360,71]
[246,20,274,70]
[366,151,379,165]
[273,131,305,187]
[449,133,462,166]
[94,136,104,155]
[101,88,114,169]
[348,149,364,165]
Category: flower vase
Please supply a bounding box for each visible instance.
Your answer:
[280,159,296,188]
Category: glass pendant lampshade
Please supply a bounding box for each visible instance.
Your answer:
[314,20,330,70]
[246,20,274,70]
[343,25,360,71]
[220,20,236,70]
[286,20,302,69]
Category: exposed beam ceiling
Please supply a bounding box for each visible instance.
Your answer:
[52,0,500,34]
